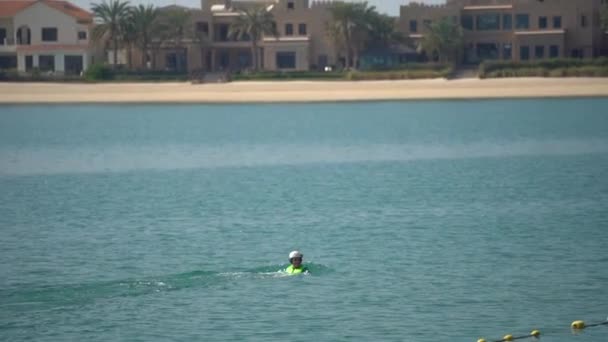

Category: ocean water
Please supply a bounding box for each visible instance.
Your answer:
[0,99,607,342]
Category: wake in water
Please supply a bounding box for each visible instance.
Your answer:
[1,139,608,175]
[0,263,331,310]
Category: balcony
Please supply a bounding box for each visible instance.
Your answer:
[0,37,17,53]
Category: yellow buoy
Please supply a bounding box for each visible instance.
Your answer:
[503,334,514,341]
[477,339,486,342]
[531,330,541,338]
[571,320,586,329]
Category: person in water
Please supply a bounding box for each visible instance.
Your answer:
[285,250,308,274]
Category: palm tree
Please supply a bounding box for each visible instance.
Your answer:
[327,2,376,69]
[229,6,277,71]
[130,4,159,69]
[601,4,608,32]
[120,14,137,69]
[157,8,192,71]
[420,18,464,64]
[367,13,406,49]
[91,0,131,69]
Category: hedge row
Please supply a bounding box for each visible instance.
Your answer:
[479,58,608,78]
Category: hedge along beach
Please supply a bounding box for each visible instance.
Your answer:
[2,78,608,104]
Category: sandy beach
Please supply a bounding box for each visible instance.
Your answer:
[1,78,608,104]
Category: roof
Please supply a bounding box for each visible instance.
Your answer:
[0,0,92,21]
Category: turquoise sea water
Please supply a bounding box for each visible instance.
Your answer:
[1,99,607,342]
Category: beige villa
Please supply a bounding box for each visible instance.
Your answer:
[137,0,338,73]
[399,0,608,63]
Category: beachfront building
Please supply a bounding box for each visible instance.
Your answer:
[0,0,95,74]
[141,0,338,73]
[398,0,608,63]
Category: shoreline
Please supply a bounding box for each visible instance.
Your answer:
[1,78,608,104]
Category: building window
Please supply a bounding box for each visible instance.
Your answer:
[503,43,512,60]
[287,1,294,10]
[196,22,209,34]
[520,46,530,61]
[285,23,293,36]
[78,31,87,40]
[39,55,55,71]
[461,15,473,30]
[581,15,587,28]
[539,16,547,29]
[549,45,559,58]
[553,16,562,29]
[41,27,58,42]
[409,20,417,33]
[476,43,499,60]
[298,23,307,35]
[503,14,512,30]
[515,14,529,29]
[0,28,6,45]
[25,55,33,71]
[276,51,296,69]
[535,45,544,59]
[476,13,500,30]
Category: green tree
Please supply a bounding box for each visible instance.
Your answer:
[120,14,137,69]
[229,6,277,71]
[91,0,131,69]
[601,5,608,32]
[420,18,464,64]
[130,4,159,69]
[367,13,407,49]
[326,2,377,69]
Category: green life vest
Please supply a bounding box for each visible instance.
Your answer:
[285,265,308,275]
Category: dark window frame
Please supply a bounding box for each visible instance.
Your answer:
[520,46,530,61]
[539,16,547,29]
[41,27,58,42]
[476,13,500,31]
[298,23,307,35]
[503,14,512,30]
[549,45,559,58]
[78,31,87,40]
[461,15,474,30]
[287,1,294,10]
[409,20,417,33]
[39,55,55,71]
[515,14,529,30]
[285,23,293,36]
[276,51,296,69]
[535,45,545,59]
[553,16,562,29]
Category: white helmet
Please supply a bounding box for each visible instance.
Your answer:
[289,250,303,260]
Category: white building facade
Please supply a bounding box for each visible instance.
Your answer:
[0,0,94,74]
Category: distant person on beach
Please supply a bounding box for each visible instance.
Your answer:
[285,250,308,275]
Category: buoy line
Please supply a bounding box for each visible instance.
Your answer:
[477,318,607,342]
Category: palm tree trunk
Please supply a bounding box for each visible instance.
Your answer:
[127,44,133,69]
[113,37,118,69]
[252,41,258,71]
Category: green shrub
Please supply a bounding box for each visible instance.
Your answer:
[232,71,344,81]
[84,64,113,81]
[479,58,608,78]
[0,69,21,81]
